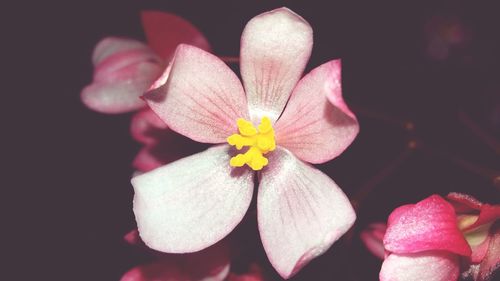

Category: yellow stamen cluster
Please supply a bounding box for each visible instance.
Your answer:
[227,117,276,171]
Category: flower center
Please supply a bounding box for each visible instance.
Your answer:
[226,117,276,171]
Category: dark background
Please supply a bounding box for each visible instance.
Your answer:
[7,0,499,280]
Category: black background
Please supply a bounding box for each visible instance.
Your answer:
[7,0,499,280]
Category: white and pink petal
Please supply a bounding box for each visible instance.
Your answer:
[132,145,254,253]
[144,45,249,143]
[82,38,163,114]
[257,147,355,278]
[240,7,313,123]
[81,61,162,114]
[380,251,460,281]
[92,37,153,66]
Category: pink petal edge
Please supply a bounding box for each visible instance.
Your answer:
[275,60,359,164]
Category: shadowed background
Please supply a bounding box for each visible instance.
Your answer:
[8,0,498,280]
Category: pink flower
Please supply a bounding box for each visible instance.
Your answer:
[131,7,359,279]
[447,193,500,281]
[121,230,265,281]
[81,11,210,114]
[374,194,499,281]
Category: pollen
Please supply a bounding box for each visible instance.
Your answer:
[227,117,276,171]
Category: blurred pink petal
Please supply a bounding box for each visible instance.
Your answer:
[133,146,172,172]
[257,147,355,278]
[141,11,210,60]
[447,192,483,212]
[227,264,264,281]
[182,241,231,281]
[275,60,359,164]
[121,241,230,281]
[240,7,313,123]
[132,145,254,253]
[120,260,185,281]
[384,195,471,256]
[380,251,460,281]
[144,45,249,143]
[82,37,163,113]
[360,223,387,260]
[124,229,141,245]
[130,109,169,145]
[92,37,152,65]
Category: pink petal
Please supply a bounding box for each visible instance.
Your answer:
[82,39,163,114]
[124,229,141,245]
[120,241,230,281]
[227,264,264,281]
[132,145,254,253]
[120,260,184,281]
[447,192,483,212]
[448,193,500,232]
[380,251,460,281]
[257,147,355,278]
[384,195,472,256]
[183,241,231,281]
[132,146,170,172]
[360,223,387,260]
[476,223,500,281]
[469,231,491,263]
[92,37,152,66]
[274,60,359,164]
[130,109,169,145]
[93,49,160,82]
[240,7,313,123]
[148,62,172,91]
[141,11,211,60]
[144,45,249,143]
[463,204,500,232]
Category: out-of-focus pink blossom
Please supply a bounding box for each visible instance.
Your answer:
[424,15,469,61]
[131,7,359,279]
[81,11,210,114]
[361,194,499,281]
[121,230,264,281]
[447,193,500,281]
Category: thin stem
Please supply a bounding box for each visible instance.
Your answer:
[419,142,500,189]
[458,111,500,155]
[351,104,415,132]
[351,145,415,211]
